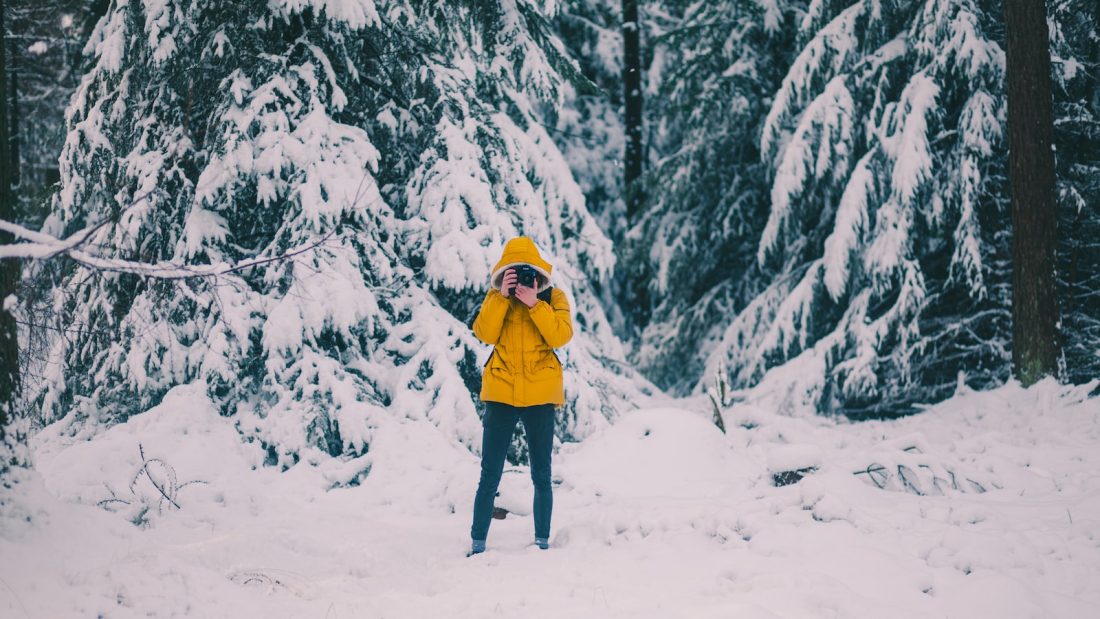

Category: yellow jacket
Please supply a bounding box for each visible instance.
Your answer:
[473,238,573,407]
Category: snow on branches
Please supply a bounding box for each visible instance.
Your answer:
[30,0,651,470]
[703,0,1011,417]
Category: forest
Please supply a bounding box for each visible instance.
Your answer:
[0,1,1098,617]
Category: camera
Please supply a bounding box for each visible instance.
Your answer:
[509,264,539,296]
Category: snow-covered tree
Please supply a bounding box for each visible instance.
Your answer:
[35,0,653,472]
[4,1,105,219]
[1,0,23,475]
[618,0,796,393]
[1049,0,1100,386]
[552,0,623,234]
[702,0,1014,417]
[550,0,632,337]
[560,0,1097,416]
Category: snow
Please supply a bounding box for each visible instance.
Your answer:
[4,380,1099,617]
[765,444,823,474]
[268,0,381,29]
[759,76,855,265]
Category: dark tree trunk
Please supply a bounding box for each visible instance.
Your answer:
[7,21,17,188]
[1003,0,1060,385]
[622,0,643,222]
[0,0,21,445]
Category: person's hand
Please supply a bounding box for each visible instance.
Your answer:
[514,283,537,308]
[500,269,517,298]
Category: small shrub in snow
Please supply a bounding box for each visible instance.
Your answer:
[706,361,732,434]
[851,436,997,496]
[97,444,205,527]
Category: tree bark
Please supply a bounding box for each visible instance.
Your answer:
[0,0,21,445]
[7,20,17,188]
[622,0,643,222]
[1003,0,1060,385]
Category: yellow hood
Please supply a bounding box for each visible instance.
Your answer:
[491,237,553,293]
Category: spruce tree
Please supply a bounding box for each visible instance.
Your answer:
[618,0,796,393]
[1,0,22,473]
[1003,0,1060,385]
[38,0,652,470]
[1049,0,1100,387]
[551,0,634,339]
[552,0,624,235]
[621,0,643,221]
[701,0,1013,416]
[559,0,1099,414]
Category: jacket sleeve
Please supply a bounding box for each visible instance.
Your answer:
[472,288,511,345]
[527,288,573,349]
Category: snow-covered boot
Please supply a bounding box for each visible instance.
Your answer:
[466,539,487,557]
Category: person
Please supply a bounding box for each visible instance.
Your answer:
[468,237,573,556]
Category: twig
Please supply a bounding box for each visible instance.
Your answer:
[135,444,181,510]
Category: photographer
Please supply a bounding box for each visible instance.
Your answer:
[468,237,573,555]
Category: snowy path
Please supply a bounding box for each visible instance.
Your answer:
[2,381,1100,618]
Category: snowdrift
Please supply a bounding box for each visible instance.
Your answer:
[2,379,1099,617]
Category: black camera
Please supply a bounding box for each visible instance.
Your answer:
[509,264,539,296]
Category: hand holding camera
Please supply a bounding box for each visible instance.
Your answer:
[502,265,539,308]
[500,269,518,298]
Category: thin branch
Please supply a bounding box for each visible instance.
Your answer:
[1,220,339,280]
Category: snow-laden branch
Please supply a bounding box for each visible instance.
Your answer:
[0,216,337,279]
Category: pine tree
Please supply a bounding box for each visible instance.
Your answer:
[559,0,1097,414]
[6,0,103,220]
[37,0,652,471]
[621,0,643,221]
[1049,0,1100,387]
[702,0,1013,416]
[552,0,624,234]
[1003,0,1060,385]
[551,0,633,341]
[619,0,796,393]
[1,0,22,473]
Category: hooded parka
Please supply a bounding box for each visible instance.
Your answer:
[473,237,573,407]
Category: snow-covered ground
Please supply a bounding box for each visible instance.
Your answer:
[2,379,1099,618]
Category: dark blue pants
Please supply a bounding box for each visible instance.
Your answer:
[470,401,555,542]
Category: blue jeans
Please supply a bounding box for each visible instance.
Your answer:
[471,401,555,542]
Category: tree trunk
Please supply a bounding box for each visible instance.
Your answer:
[0,0,21,445]
[1003,0,1060,385]
[622,0,643,222]
[7,20,18,188]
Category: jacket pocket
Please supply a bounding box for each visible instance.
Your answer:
[486,348,515,380]
[527,350,561,382]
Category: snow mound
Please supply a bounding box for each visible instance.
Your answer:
[765,444,823,474]
[31,383,265,526]
[558,407,743,500]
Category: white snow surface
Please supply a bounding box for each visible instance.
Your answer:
[3,379,1099,618]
